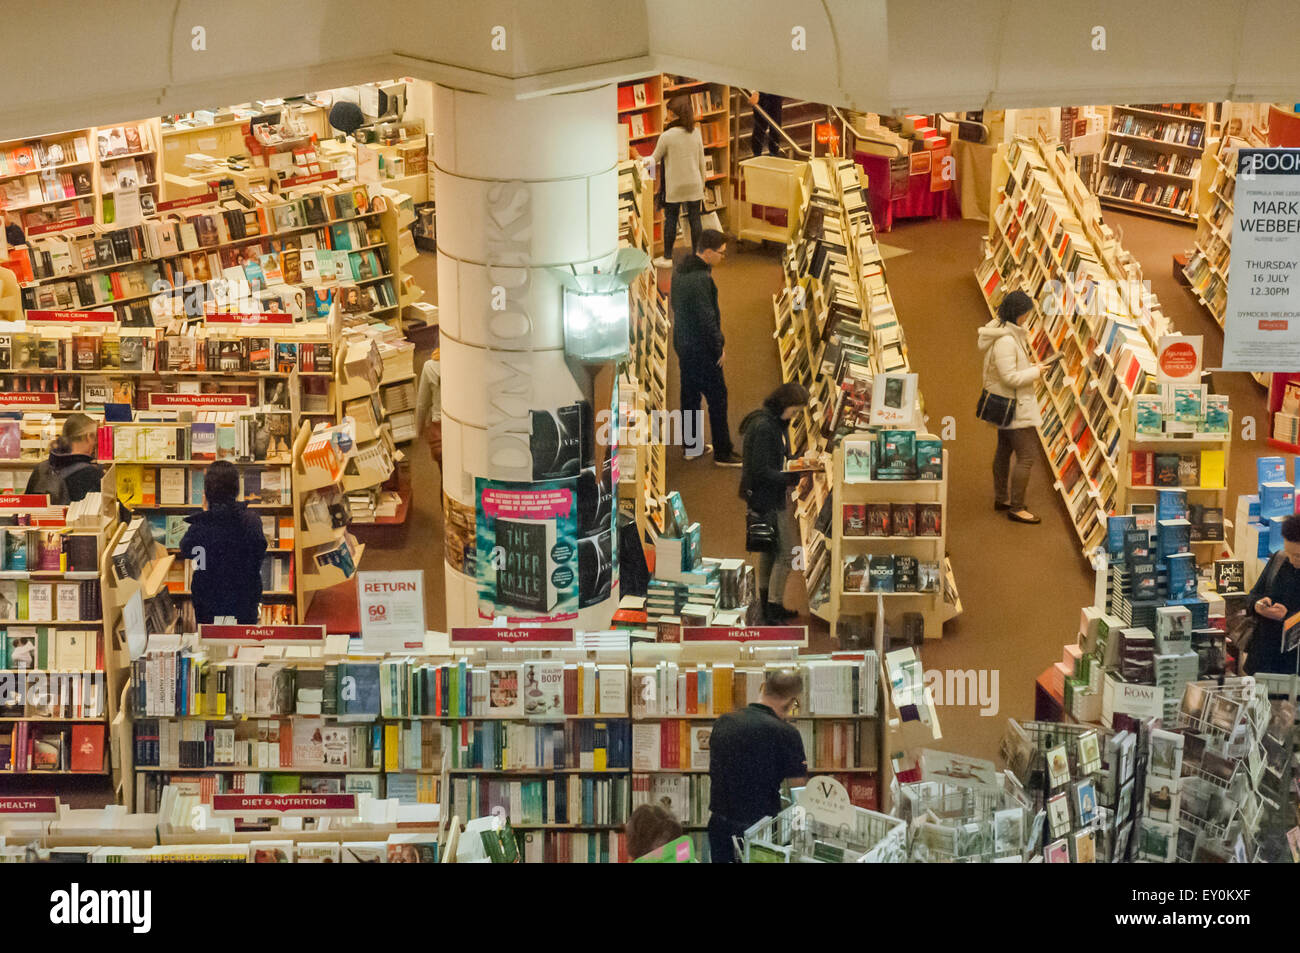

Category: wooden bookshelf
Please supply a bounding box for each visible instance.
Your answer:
[831,447,949,643]
[617,74,732,250]
[0,486,119,790]
[975,136,1172,556]
[0,127,99,236]
[291,421,363,621]
[96,119,164,226]
[1114,402,1233,561]
[1098,105,1207,223]
[1183,134,1259,330]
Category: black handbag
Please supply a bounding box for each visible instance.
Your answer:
[745,510,777,552]
[976,388,1017,427]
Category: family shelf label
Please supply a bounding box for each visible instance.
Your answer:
[1222,148,1300,370]
[199,624,325,643]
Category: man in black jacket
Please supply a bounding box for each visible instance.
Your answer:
[179,460,267,625]
[671,229,739,466]
[25,414,103,503]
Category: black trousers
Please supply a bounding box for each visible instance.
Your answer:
[679,356,733,459]
[752,93,784,156]
[663,199,703,261]
[707,815,745,863]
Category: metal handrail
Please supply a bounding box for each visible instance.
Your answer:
[828,102,903,158]
[939,112,990,143]
[736,87,811,158]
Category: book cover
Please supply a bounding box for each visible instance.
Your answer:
[487,664,522,716]
[867,554,895,592]
[1153,453,1180,487]
[1133,395,1164,435]
[842,504,867,536]
[865,503,891,536]
[1177,454,1199,488]
[915,438,943,480]
[917,503,942,537]
[521,661,564,716]
[893,555,919,592]
[1213,559,1244,594]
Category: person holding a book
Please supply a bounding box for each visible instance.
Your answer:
[978,289,1051,525]
[1244,515,1300,676]
[651,95,708,267]
[739,382,811,623]
[25,413,102,504]
[707,670,807,862]
[179,460,267,625]
[672,229,740,467]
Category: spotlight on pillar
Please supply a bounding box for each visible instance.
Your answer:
[555,248,650,363]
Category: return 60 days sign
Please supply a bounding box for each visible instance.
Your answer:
[357,570,426,652]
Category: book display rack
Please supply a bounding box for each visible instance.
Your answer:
[773,156,959,626]
[291,421,364,622]
[1098,104,1207,222]
[617,74,732,250]
[976,135,1173,556]
[1182,134,1258,330]
[0,488,119,793]
[619,158,666,537]
[832,443,949,643]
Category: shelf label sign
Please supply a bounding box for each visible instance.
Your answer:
[157,190,218,212]
[681,625,808,646]
[358,570,426,652]
[0,392,60,409]
[27,216,94,236]
[211,794,356,816]
[1156,334,1203,386]
[199,624,325,643]
[203,312,295,325]
[0,495,53,508]
[25,310,116,323]
[1222,148,1300,370]
[450,626,576,646]
[148,393,251,409]
[280,170,338,189]
[0,796,59,818]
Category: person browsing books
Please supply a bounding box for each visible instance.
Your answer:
[978,290,1052,525]
[25,413,103,504]
[1244,515,1300,676]
[651,95,708,267]
[739,382,811,623]
[415,349,443,503]
[672,229,740,466]
[707,670,807,862]
[179,460,268,625]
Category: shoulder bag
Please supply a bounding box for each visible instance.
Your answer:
[745,509,777,552]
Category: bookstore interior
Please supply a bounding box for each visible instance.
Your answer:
[1,47,1300,870]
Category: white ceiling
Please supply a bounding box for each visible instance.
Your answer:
[0,0,1292,140]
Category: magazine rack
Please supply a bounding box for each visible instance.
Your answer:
[741,799,906,863]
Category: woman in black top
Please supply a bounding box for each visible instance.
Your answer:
[739,383,809,623]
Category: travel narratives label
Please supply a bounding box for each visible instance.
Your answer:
[1222,148,1300,370]
[450,626,575,646]
[0,392,60,409]
[210,794,357,816]
[148,393,251,409]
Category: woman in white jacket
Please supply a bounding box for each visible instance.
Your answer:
[651,95,708,266]
[977,290,1050,525]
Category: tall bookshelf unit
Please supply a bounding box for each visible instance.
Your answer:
[0,489,120,791]
[773,156,958,625]
[616,75,732,251]
[1183,135,1255,329]
[976,136,1172,556]
[291,421,363,622]
[1098,104,1208,222]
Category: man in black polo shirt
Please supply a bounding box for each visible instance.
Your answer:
[707,670,807,862]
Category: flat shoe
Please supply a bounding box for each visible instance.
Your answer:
[1007,511,1041,524]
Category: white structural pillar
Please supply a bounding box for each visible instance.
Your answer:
[434,82,620,630]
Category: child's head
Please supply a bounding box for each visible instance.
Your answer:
[205,460,240,506]
[625,804,682,861]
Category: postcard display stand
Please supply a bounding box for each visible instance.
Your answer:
[976,136,1173,556]
[0,487,120,796]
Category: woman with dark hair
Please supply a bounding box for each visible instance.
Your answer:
[978,289,1051,525]
[179,460,268,624]
[650,95,707,267]
[739,382,810,623]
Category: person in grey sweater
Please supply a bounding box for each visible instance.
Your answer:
[651,95,708,266]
